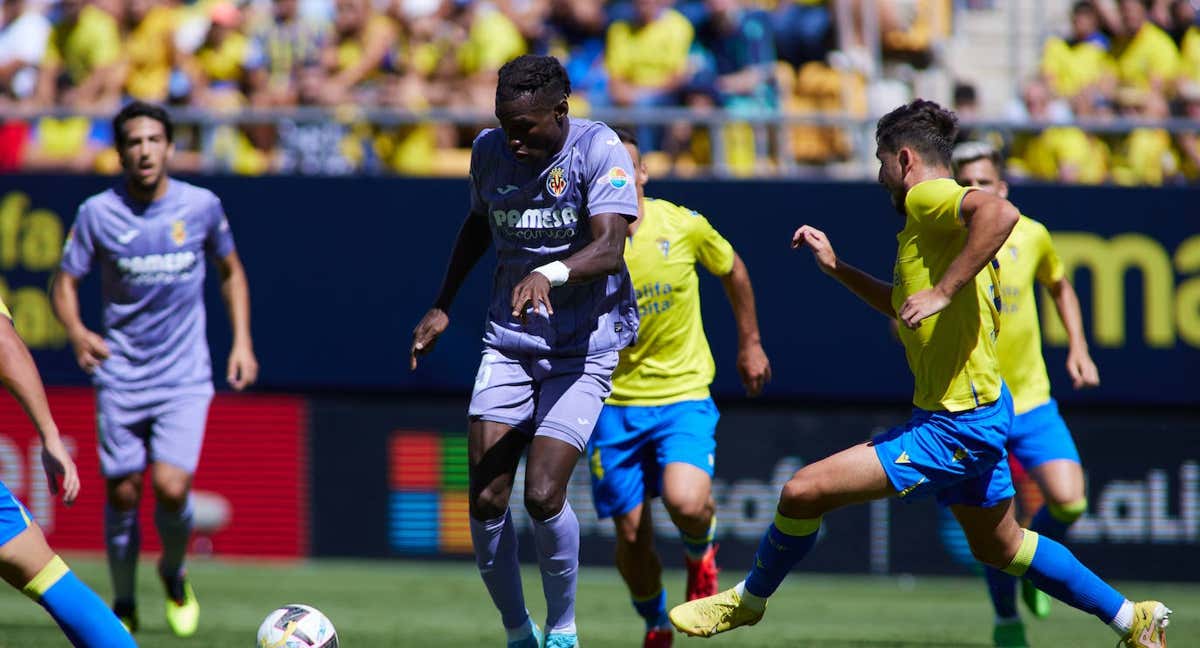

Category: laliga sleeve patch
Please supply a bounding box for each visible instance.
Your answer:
[607,167,629,188]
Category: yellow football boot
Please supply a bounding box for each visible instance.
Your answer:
[668,587,764,638]
[1119,601,1171,648]
[164,579,200,637]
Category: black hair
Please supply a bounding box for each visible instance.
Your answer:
[1072,0,1097,16]
[496,55,571,107]
[875,99,958,168]
[612,126,638,148]
[953,82,977,107]
[113,101,174,147]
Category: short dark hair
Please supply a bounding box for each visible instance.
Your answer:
[875,99,958,168]
[612,126,638,148]
[113,101,173,147]
[1072,0,1096,16]
[953,82,977,107]
[496,55,571,107]
[952,141,1004,179]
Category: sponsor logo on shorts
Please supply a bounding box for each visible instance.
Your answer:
[607,167,629,189]
[546,167,567,197]
[895,451,910,464]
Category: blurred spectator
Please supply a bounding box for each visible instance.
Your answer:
[453,0,528,110]
[606,0,694,110]
[318,0,399,105]
[690,0,778,112]
[1113,0,1179,92]
[1181,4,1200,82]
[1041,1,1117,100]
[122,0,180,103]
[1009,79,1107,183]
[770,0,832,67]
[544,0,607,107]
[35,0,124,108]
[1176,80,1200,179]
[179,1,252,109]
[954,80,1009,155]
[1110,86,1179,185]
[1006,77,1074,123]
[20,114,118,172]
[497,0,550,51]
[0,119,28,170]
[0,0,50,103]
[1167,0,1196,43]
[245,0,330,106]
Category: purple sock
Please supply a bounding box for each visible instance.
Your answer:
[469,509,529,630]
[155,497,193,600]
[104,505,140,604]
[532,501,580,634]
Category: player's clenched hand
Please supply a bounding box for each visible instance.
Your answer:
[511,273,553,324]
[41,434,79,506]
[69,329,110,374]
[227,343,259,391]
[898,287,951,329]
[1066,348,1100,390]
[737,342,772,397]
[411,308,449,370]
[791,225,838,274]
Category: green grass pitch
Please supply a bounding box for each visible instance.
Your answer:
[0,557,1193,647]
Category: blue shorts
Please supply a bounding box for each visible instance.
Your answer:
[587,398,718,519]
[1007,398,1080,469]
[0,480,34,547]
[872,386,1016,508]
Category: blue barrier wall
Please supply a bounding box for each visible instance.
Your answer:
[1,175,1196,405]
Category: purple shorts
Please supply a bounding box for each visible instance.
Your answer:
[467,348,618,452]
[96,383,214,478]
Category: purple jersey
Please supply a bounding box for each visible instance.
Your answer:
[470,118,639,356]
[60,179,236,391]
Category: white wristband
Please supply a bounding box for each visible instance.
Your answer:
[533,261,570,287]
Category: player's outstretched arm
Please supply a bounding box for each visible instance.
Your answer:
[1047,278,1100,389]
[49,273,110,374]
[510,212,629,321]
[216,250,259,391]
[718,254,771,396]
[792,225,896,319]
[412,210,492,369]
[0,317,79,505]
[898,191,1019,328]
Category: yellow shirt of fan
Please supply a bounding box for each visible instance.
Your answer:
[994,216,1065,415]
[1115,22,1180,88]
[605,8,693,88]
[609,198,735,406]
[894,179,1002,412]
[45,5,121,84]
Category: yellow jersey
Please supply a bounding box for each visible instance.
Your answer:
[125,5,179,101]
[605,8,694,88]
[1040,37,1115,98]
[45,5,121,84]
[995,216,1064,415]
[894,178,1002,412]
[1182,26,1200,82]
[0,296,9,319]
[1115,22,1180,88]
[609,198,735,406]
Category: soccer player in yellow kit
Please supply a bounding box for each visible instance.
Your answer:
[669,100,1170,648]
[586,128,771,648]
[938,141,1102,647]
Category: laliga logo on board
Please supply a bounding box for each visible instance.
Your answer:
[608,167,629,188]
[546,167,567,197]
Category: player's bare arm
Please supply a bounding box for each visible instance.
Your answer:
[509,212,629,321]
[411,209,493,369]
[49,272,110,374]
[898,190,1019,329]
[718,253,771,396]
[216,250,258,391]
[0,316,79,505]
[792,225,896,318]
[1046,277,1100,389]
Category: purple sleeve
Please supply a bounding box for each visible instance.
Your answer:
[584,127,639,220]
[60,204,95,278]
[205,196,236,259]
[468,138,486,216]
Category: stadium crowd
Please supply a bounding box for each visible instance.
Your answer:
[0,0,1196,182]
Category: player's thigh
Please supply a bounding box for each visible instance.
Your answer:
[1007,399,1081,470]
[148,385,213,483]
[587,405,654,521]
[467,419,528,518]
[1029,459,1085,505]
[661,463,713,519]
[96,388,153,480]
[524,435,583,519]
[0,485,53,590]
[950,498,1024,568]
[532,351,618,453]
[655,398,718,514]
[779,442,895,519]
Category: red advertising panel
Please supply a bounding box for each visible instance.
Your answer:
[0,387,308,557]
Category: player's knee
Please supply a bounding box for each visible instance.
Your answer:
[523,482,565,522]
[662,492,711,529]
[106,475,142,510]
[152,477,190,509]
[469,488,509,521]
[779,475,825,517]
[967,529,1023,569]
[613,515,644,549]
[1047,498,1087,525]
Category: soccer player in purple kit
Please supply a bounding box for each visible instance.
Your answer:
[410,55,640,648]
[51,101,258,638]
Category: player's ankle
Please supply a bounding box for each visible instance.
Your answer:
[733,581,767,612]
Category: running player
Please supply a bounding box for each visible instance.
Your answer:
[587,128,771,648]
[668,100,1170,648]
[51,101,258,637]
[409,55,639,648]
[0,296,137,648]
[939,140,1099,647]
